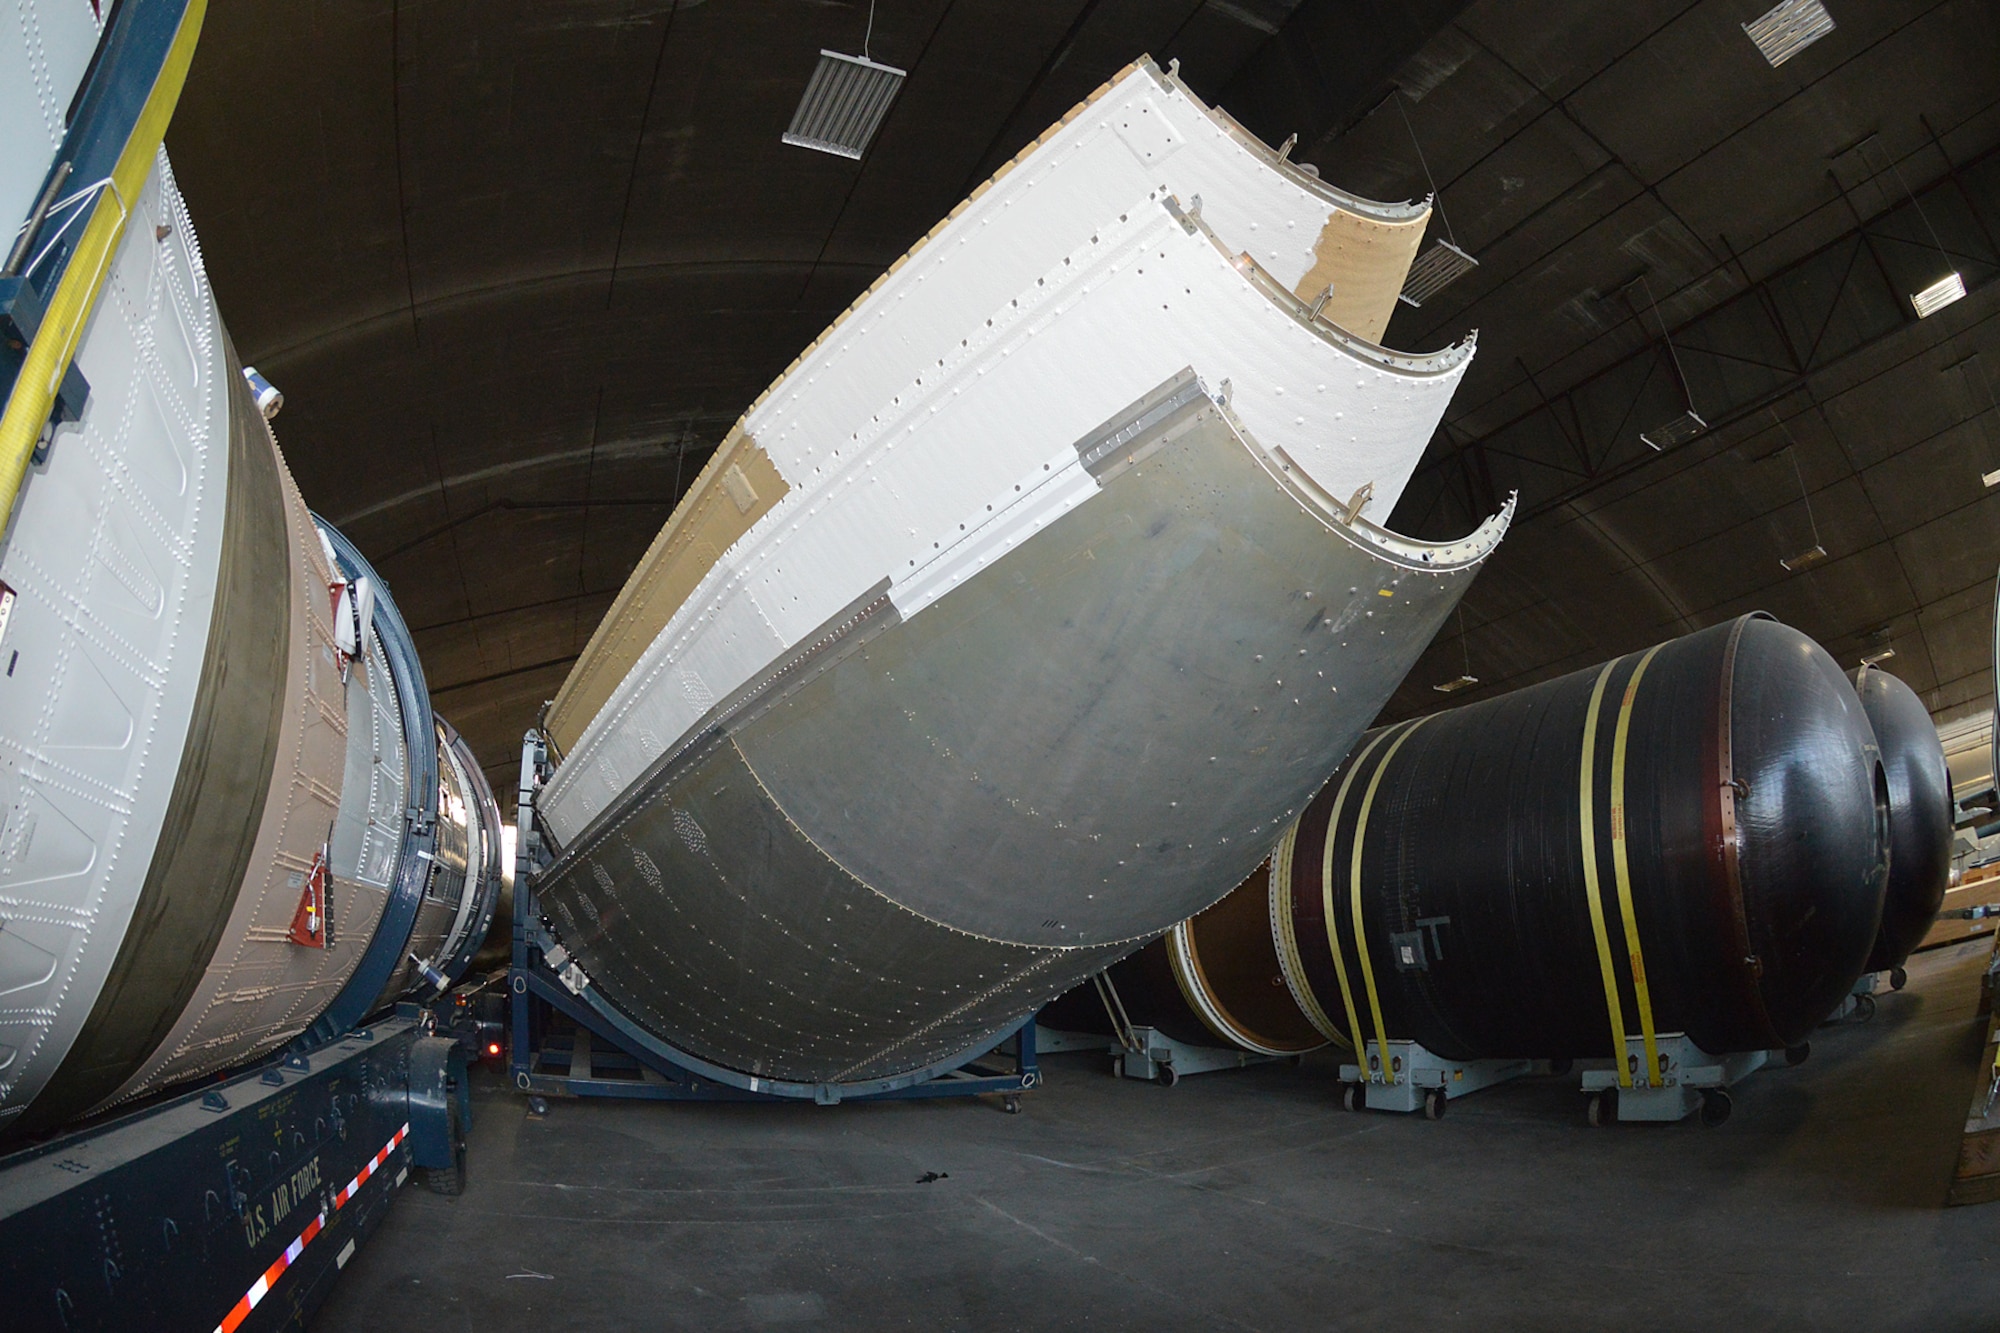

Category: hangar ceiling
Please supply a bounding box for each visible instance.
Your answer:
[162,0,2000,788]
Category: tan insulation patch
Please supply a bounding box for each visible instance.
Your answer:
[546,430,789,752]
[1290,208,1430,345]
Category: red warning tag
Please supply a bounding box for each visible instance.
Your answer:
[328,581,350,678]
[287,846,331,948]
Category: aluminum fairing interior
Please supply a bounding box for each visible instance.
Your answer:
[538,60,1461,840]
[536,374,1507,1086]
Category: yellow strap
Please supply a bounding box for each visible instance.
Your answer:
[1578,659,1631,1087]
[1610,643,1665,1086]
[0,0,209,537]
[1319,727,1398,1061]
[1349,717,1428,1084]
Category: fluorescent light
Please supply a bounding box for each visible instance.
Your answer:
[1983,466,2000,488]
[1640,410,1706,451]
[1433,675,1479,694]
[782,50,906,160]
[1912,271,1966,318]
[1398,241,1479,308]
[1743,0,1835,67]
[1860,648,1896,667]
[1780,543,1828,572]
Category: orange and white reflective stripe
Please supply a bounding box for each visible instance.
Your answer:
[213,1122,409,1333]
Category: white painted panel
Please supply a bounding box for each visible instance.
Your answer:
[545,193,1467,841]
[543,66,1460,842]
[0,149,227,1125]
[0,0,100,229]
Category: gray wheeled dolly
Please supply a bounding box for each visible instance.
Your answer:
[1115,1027,1279,1086]
[1823,967,1910,1025]
[1579,1032,1803,1126]
[1338,1040,1534,1119]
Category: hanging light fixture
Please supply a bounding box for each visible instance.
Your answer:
[1743,0,1836,67]
[782,3,905,160]
[1433,607,1479,693]
[1912,271,1967,318]
[1392,91,1479,309]
[1774,416,1830,572]
[1630,276,1706,451]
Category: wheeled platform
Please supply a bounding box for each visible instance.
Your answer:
[0,1011,469,1332]
[1340,1040,1534,1118]
[1823,968,1911,1024]
[1110,1027,1281,1085]
[1579,1033,1800,1126]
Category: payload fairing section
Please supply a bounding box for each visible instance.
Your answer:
[529,61,1511,1093]
[0,0,503,1135]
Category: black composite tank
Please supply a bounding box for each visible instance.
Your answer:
[1273,614,1889,1064]
[1850,665,1952,975]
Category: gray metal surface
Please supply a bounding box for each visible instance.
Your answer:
[538,377,1505,1084]
[541,734,1130,1085]
[734,387,1499,945]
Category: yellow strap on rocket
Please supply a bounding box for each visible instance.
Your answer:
[1578,658,1632,1087]
[1348,717,1428,1084]
[1610,644,1666,1086]
[0,1,208,538]
[1320,727,1397,1061]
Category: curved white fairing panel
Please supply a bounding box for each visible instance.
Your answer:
[542,61,1468,844]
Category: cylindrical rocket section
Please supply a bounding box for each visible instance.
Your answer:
[1043,860,1325,1057]
[0,2,501,1138]
[1851,665,1952,973]
[429,719,507,982]
[1274,615,1889,1064]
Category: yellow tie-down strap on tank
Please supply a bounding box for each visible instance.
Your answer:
[1322,717,1428,1084]
[1352,716,1432,1080]
[1578,645,1667,1089]
[0,0,209,539]
[1319,727,1398,1060]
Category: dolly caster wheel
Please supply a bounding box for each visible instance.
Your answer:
[1423,1088,1448,1121]
[1890,967,1908,992]
[1586,1090,1616,1128]
[526,1095,550,1118]
[1157,1063,1179,1088]
[1341,1082,1364,1112]
[1853,993,1877,1023]
[1785,1042,1811,1067]
[1699,1089,1733,1127]
[1002,1095,1021,1115]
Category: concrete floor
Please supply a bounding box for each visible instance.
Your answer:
[318,941,2000,1331]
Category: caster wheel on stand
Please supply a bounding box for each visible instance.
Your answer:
[1157,1063,1178,1088]
[1853,993,1877,1022]
[1002,1095,1021,1115]
[1586,1090,1616,1128]
[1699,1088,1733,1127]
[1341,1082,1363,1113]
[1785,1042,1811,1067]
[1422,1088,1447,1121]
[1890,966,1908,992]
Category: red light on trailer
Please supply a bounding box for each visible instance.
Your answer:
[486,1042,501,1057]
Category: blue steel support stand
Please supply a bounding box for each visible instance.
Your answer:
[507,732,1039,1112]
